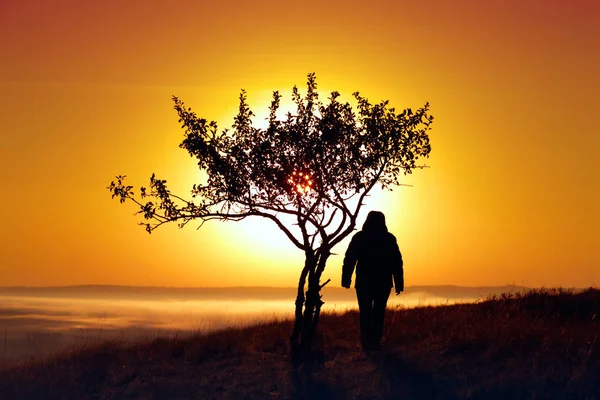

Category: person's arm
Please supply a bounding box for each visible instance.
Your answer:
[390,235,404,294]
[341,234,360,288]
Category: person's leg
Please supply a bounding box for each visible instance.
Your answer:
[372,288,391,346]
[356,288,374,347]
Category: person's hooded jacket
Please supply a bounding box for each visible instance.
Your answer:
[342,211,404,293]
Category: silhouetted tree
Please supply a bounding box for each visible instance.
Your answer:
[108,73,433,350]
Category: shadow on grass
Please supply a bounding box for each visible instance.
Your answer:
[289,349,347,400]
[369,350,460,400]
[289,366,346,400]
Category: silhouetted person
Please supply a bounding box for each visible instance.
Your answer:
[342,211,404,351]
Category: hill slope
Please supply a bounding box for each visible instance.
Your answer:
[1,288,598,399]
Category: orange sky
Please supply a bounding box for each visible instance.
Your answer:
[1,0,598,288]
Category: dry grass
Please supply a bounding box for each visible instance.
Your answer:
[0,288,598,399]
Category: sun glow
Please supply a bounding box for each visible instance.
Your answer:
[179,87,403,277]
[169,75,418,279]
[216,91,395,243]
[287,171,313,195]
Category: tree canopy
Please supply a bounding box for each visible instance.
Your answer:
[108,73,433,254]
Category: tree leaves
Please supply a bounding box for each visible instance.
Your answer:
[108,74,434,253]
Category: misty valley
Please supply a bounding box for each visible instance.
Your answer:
[0,285,501,362]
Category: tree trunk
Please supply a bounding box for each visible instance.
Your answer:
[290,248,331,354]
[311,248,331,328]
[290,254,314,350]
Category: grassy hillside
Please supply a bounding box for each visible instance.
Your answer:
[1,288,598,399]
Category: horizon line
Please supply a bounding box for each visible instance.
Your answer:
[0,284,538,290]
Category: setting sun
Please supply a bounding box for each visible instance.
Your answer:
[288,172,313,195]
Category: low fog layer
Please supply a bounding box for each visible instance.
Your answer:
[0,286,525,363]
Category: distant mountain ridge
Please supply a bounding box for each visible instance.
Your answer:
[0,284,533,301]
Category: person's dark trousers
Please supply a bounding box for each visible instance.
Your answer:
[356,286,391,349]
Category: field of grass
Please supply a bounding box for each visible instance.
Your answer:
[0,288,598,399]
